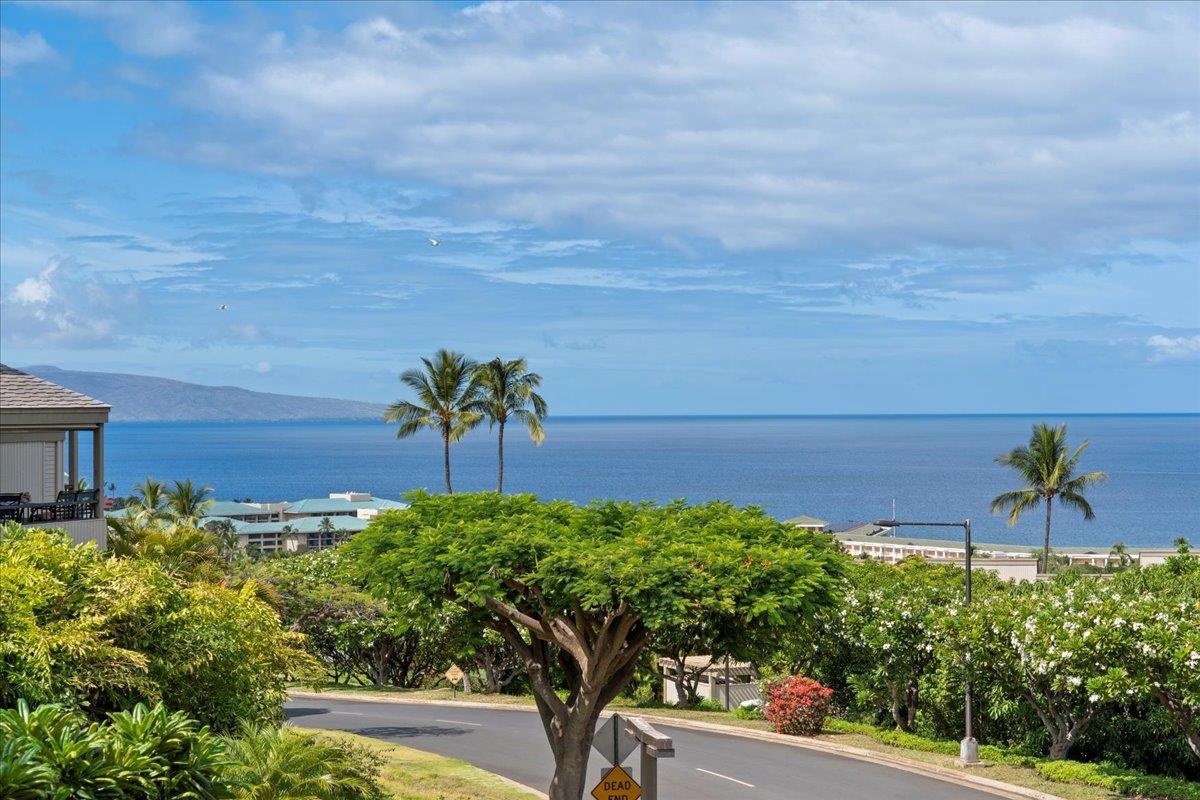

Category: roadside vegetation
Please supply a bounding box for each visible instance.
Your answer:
[2,415,1196,800]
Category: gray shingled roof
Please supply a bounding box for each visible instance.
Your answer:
[0,364,110,410]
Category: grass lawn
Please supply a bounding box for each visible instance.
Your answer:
[312,728,539,799]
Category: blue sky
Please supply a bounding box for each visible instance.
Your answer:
[1,1,1197,414]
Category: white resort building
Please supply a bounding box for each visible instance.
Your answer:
[786,514,1176,577]
[197,491,407,555]
[0,365,110,547]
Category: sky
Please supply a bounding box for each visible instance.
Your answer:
[1,1,1198,414]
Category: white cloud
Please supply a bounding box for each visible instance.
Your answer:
[37,1,202,57]
[153,2,1198,252]
[1147,334,1200,362]
[9,259,59,304]
[1,257,135,347]
[0,28,57,76]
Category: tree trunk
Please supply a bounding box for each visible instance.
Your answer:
[497,421,506,493]
[889,683,914,732]
[443,431,453,494]
[548,714,600,800]
[1048,733,1073,760]
[1042,494,1053,574]
[1154,687,1200,759]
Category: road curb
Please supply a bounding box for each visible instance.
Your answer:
[287,691,1064,800]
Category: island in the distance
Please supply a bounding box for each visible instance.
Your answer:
[22,365,388,422]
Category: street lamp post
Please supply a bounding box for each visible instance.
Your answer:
[874,518,979,766]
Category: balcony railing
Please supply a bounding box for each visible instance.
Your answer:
[0,490,101,525]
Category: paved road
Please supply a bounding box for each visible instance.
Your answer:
[285,697,1002,799]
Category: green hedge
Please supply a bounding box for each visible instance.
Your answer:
[825,719,1200,800]
[823,719,1034,766]
[1035,760,1200,800]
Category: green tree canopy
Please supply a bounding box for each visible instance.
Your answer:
[345,492,845,800]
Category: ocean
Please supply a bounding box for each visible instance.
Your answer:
[92,415,1198,549]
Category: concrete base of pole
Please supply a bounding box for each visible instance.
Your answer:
[959,737,980,766]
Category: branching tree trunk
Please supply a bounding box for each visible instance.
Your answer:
[484,595,649,800]
[662,652,714,706]
[1023,688,1094,760]
[1154,687,1200,759]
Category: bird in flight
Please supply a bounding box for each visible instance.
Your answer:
[428,237,441,246]
[218,304,228,311]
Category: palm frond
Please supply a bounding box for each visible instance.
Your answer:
[1058,489,1097,520]
[989,488,1041,526]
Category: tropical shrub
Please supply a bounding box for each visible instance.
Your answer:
[0,525,315,731]
[763,676,834,735]
[0,699,234,800]
[223,724,386,800]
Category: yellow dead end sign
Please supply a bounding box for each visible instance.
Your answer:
[590,764,641,800]
[444,665,464,684]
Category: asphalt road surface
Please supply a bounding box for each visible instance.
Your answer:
[285,697,1003,800]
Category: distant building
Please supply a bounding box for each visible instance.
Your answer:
[0,365,110,546]
[205,500,278,523]
[783,514,828,531]
[200,491,406,554]
[833,525,1171,572]
[281,491,407,521]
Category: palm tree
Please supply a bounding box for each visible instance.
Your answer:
[130,477,168,522]
[990,423,1107,574]
[164,479,213,525]
[385,349,483,493]
[472,357,548,492]
[1108,541,1131,570]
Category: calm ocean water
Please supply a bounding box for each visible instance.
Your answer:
[90,415,1198,548]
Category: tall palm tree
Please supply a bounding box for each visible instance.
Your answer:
[385,349,483,494]
[472,357,548,492]
[164,479,214,526]
[990,423,1107,574]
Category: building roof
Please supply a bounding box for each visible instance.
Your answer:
[232,515,371,535]
[657,656,755,675]
[204,500,271,518]
[783,515,827,527]
[835,523,889,537]
[284,496,407,514]
[0,365,110,411]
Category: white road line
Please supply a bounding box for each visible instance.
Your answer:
[435,719,483,727]
[331,711,365,716]
[696,768,755,788]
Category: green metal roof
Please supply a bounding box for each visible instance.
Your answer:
[284,496,407,514]
[784,515,828,527]
[204,500,270,518]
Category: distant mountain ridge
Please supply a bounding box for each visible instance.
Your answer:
[22,366,388,422]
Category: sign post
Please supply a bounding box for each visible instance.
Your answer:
[444,665,464,698]
[590,714,674,800]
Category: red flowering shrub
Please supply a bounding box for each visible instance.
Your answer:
[763,675,834,735]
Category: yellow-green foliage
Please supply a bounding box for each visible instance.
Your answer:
[0,524,315,731]
[1035,759,1200,800]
